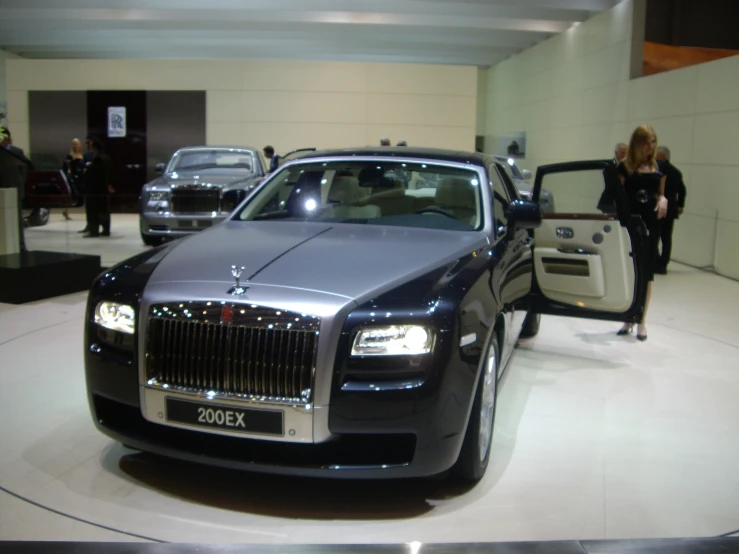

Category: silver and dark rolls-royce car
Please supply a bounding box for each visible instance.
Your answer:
[139,146,266,246]
[86,147,649,481]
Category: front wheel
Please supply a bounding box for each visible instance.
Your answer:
[519,311,541,339]
[27,207,50,227]
[451,335,499,482]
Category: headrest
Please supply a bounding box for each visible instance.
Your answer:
[358,166,395,189]
[327,176,366,204]
[435,177,477,209]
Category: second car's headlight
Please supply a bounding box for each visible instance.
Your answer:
[148,191,169,201]
[352,325,434,356]
[94,301,135,334]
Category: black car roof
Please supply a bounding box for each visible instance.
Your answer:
[296,147,493,167]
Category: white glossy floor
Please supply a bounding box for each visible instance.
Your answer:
[24,208,148,267]
[1,257,739,543]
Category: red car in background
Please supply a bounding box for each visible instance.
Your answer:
[22,169,73,226]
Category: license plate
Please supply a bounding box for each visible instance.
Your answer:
[166,398,283,436]
[178,220,194,228]
[196,220,212,228]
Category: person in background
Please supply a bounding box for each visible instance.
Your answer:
[263,145,280,173]
[0,126,31,252]
[655,145,686,274]
[61,138,85,220]
[77,138,96,233]
[396,140,408,146]
[82,135,114,238]
[380,137,391,146]
[616,125,668,342]
[597,142,629,214]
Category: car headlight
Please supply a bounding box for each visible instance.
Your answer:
[94,301,135,334]
[351,325,434,356]
[148,191,169,201]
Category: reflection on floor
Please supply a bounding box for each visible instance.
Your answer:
[0,262,738,543]
[24,208,151,268]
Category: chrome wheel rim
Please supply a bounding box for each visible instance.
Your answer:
[478,347,497,462]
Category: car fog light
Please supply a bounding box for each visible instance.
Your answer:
[352,325,433,356]
[95,301,135,335]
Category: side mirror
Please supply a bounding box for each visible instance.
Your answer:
[507,200,541,230]
[154,163,165,174]
[521,169,532,181]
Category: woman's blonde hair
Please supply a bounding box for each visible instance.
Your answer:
[624,125,658,175]
[69,138,83,157]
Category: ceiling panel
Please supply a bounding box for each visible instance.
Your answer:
[0,0,621,66]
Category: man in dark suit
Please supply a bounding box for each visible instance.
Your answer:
[0,126,32,252]
[82,136,114,238]
[263,145,280,173]
[655,146,686,274]
[597,142,628,213]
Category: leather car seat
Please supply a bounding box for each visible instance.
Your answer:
[434,177,478,225]
[323,176,380,219]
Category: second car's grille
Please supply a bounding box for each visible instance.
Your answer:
[171,188,220,215]
[145,303,320,404]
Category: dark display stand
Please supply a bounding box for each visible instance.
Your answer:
[0,250,102,304]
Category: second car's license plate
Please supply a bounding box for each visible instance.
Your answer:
[166,398,283,436]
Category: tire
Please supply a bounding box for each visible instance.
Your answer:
[141,232,164,247]
[519,311,541,339]
[27,207,50,227]
[452,335,499,483]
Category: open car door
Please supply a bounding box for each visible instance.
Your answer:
[529,160,648,323]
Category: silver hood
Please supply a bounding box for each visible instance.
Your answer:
[147,221,488,302]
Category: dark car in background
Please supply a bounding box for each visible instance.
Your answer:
[139,146,266,246]
[22,169,73,226]
[86,147,648,483]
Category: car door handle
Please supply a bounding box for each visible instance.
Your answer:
[556,227,574,239]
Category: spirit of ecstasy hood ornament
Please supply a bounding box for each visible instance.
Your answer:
[228,265,248,295]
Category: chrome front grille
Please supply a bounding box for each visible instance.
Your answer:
[170,188,220,215]
[145,302,320,404]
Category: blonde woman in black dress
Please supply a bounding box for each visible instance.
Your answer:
[617,125,668,341]
[62,138,86,219]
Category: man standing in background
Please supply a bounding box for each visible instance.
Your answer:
[0,126,31,252]
[82,136,114,238]
[263,145,280,173]
[597,142,628,214]
[655,145,687,274]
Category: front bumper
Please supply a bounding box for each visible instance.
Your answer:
[86,329,475,479]
[140,212,228,237]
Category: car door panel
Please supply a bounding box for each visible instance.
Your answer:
[530,160,647,322]
[533,220,634,310]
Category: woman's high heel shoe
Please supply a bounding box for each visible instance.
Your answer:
[617,324,633,336]
[636,324,647,341]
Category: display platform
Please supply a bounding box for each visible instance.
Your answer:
[1,537,738,554]
[1,263,739,545]
[0,250,102,304]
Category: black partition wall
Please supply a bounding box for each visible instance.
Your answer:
[28,90,205,213]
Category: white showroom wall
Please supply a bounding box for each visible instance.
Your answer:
[4,59,477,156]
[0,49,20,124]
[482,0,739,280]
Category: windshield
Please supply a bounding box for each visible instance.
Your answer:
[495,156,523,180]
[235,160,484,232]
[168,149,257,173]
